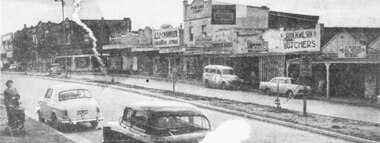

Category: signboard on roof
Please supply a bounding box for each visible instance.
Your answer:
[152,28,180,48]
[337,45,366,58]
[211,5,236,25]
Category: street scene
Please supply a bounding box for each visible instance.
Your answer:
[1,0,380,143]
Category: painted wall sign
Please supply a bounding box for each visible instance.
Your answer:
[190,4,204,14]
[152,28,180,48]
[213,29,232,43]
[283,30,318,51]
[211,5,236,25]
[263,27,321,53]
[247,41,268,52]
[337,45,366,58]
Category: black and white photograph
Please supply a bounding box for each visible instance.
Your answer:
[1,0,380,142]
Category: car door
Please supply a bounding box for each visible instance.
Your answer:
[277,79,287,93]
[40,88,53,119]
[268,79,278,92]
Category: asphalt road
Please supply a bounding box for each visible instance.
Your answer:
[1,73,350,143]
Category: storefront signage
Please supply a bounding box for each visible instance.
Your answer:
[264,28,320,53]
[195,35,212,42]
[214,30,232,42]
[212,42,233,48]
[283,30,318,51]
[247,41,268,52]
[152,28,180,48]
[211,5,236,25]
[337,45,366,58]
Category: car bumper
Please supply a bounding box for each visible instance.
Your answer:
[61,117,103,124]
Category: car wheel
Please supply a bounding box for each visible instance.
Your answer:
[91,121,98,129]
[38,111,45,123]
[264,88,272,96]
[221,82,227,90]
[51,113,60,130]
[204,80,210,88]
[287,90,294,98]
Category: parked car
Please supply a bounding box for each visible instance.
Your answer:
[259,77,311,98]
[203,65,239,89]
[49,63,62,75]
[103,101,211,143]
[36,83,103,129]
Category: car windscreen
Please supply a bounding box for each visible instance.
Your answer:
[151,115,210,136]
[58,89,92,101]
[222,69,234,75]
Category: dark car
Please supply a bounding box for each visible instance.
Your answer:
[103,101,211,143]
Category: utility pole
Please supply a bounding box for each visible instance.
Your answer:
[275,80,281,109]
[56,0,68,77]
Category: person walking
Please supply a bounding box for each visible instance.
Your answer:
[3,80,20,126]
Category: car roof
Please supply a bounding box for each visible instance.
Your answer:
[49,83,89,93]
[204,65,233,70]
[273,77,294,80]
[127,101,205,116]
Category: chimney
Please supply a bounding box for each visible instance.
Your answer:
[183,0,188,22]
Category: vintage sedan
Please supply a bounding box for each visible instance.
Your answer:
[259,77,311,98]
[36,83,103,129]
[103,101,211,143]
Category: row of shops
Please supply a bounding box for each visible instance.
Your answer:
[96,0,380,100]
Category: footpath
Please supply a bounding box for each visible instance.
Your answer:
[0,96,75,143]
[66,71,380,124]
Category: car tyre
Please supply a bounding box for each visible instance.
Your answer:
[264,88,272,96]
[221,82,227,90]
[204,80,210,88]
[287,90,294,98]
[91,121,98,129]
[38,111,45,123]
[51,113,60,130]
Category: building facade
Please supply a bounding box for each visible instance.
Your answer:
[182,0,319,83]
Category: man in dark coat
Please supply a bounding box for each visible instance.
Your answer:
[3,80,20,126]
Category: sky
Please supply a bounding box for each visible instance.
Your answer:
[1,0,380,35]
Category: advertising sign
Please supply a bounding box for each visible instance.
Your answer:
[264,28,320,53]
[211,5,236,25]
[282,29,320,52]
[247,41,268,52]
[337,45,366,58]
[152,28,180,48]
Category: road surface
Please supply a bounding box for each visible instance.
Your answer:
[1,73,350,143]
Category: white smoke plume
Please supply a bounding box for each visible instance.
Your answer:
[72,0,106,69]
[200,119,251,143]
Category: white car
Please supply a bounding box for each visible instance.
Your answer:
[259,77,311,98]
[36,83,103,129]
[203,65,239,89]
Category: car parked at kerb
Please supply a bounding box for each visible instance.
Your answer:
[36,83,103,129]
[103,101,211,143]
[259,77,311,98]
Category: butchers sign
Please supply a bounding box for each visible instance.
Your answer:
[153,28,180,48]
[282,29,320,52]
[338,45,366,58]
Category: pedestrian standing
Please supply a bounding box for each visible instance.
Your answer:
[3,80,20,126]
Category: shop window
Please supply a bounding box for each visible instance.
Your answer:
[201,25,207,37]
[189,26,193,41]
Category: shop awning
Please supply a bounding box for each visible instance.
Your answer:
[287,54,380,64]
[103,44,133,50]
